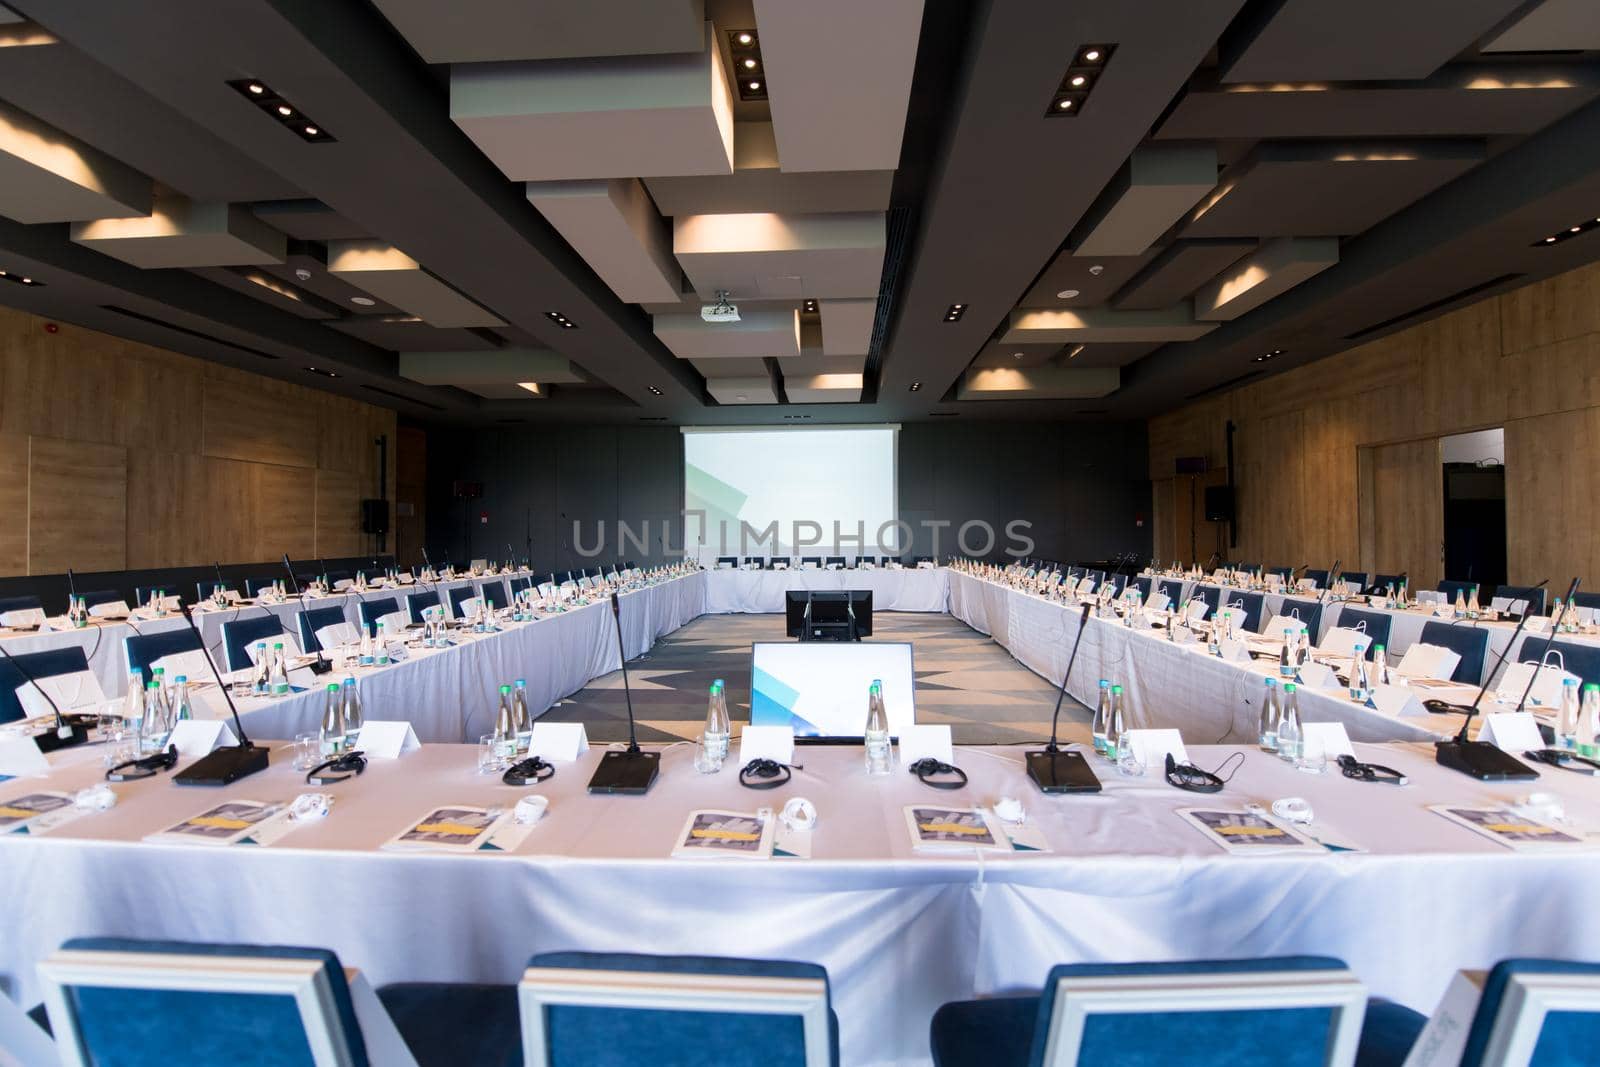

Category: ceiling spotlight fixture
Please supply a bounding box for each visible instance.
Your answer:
[1057,289,1079,299]
[802,298,818,313]
[943,303,967,323]
[648,385,664,396]
[545,310,577,329]
[305,366,340,378]
[909,381,923,392]
[227,79,336,142]
[0,269,42,288]
[1012,351,1024,360]
[728,30,767,101]
[350,295,376,306]
[1252,348,1284,363]
[1049,44,1115,117]
[1536,215,1600,247]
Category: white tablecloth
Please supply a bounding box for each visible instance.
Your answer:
[4,738,1600,1067]
[948,572,1448,744]
[702,567,948,614]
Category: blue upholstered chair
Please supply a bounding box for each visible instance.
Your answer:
[1494,584,1548,617]
[1105,573,1130,596]
[1536,641,1600,691]
[1416,621,1490,684]
[78,589,125,612]
[358,596,399,632]
[508,576,532,598]
[825,556,847,568]
[1573,592,1600,612]
[37,937,373,1067]
[480,951,839,1067]
[220,615,290,673]
[1157,579,1185,606]
[800,556,823,568]
[243,576,278,597]
[1341,570,1370,593]
[1132,575,1155,601]
[1304,569,1330,589]
[1336,608,1393,660]
[0,646,90,724]
[406,589,441,624]
[445,584,479,618]
[480,580,510,610]
[1266,566,1294,582]
[194,580,234,602]
[0,593,43,615]
[929,956,1421,1067]
[1450,958,1600,1066]
[1192,584,1222,619]
[740,556,763,567]
[1235,562,1260,576]
[1368,573,1405,596]
[297,606,348,654]
[1219,590,1267,633]
[124,629,204,687]
[1274,597,1324,641]
[1437,579,1479,603]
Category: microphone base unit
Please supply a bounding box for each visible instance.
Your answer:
[1434,739,1539,782]
[586,748,660,795]
[1025,749,1102,794]
[174,743,270,787]
[306,658,333,676]
[33,716,95,754]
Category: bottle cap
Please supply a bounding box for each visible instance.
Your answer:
[1586,683,1599,693]
[1284,683,1297,693]
[1111,684,1123,693]
[327,683,340,692]
[500,684,512,694]
[516,678,526,687]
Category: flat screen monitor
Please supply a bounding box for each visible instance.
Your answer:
[750,641,915,740]
[784,590,873,638]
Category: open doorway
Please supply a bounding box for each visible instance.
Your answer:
[1441,428,1506,589]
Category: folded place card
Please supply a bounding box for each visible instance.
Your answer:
[1479,712,1546,754]
[0,607,44,629]
[1296,661,1340,691]
[529,722,590,762]
[1299,722,1356,762]
[1124,728,1188,770]
[168,719,238,758]
[737,724,795,768]
[1367,684,1424,718]
[0,735,49,777]
[897,724,954,767]
[1431,606,1455,619]
[349,720,419,759]
[1524,616,1551,634]
[89,600,130,618]
[1218,637,1251,663]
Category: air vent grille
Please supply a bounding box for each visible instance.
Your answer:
[1344,274,1522,341]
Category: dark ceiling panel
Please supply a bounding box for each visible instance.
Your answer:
[1156,65,1600,141]
[190,266,340,320]
[250,200,372,241]
[1113,239,1255,309]
[1182,140,1486,239]
[970,342,1063,368]
[1017,247,1159,308]
[1219,0,1530,83]
[1060,340,1161,369]
[256,251,402,317]
[327,316,500,352]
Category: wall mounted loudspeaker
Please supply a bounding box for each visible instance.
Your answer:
[361,499,389,534]
[1203,485,1234,523]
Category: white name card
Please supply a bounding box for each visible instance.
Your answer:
[168,719,238,757]
[88,600,130,619]
[1478,712,1545,754]
[1524,616,1551,634]
[0,607,44,629]
[356,720,421,759]
[897,724,954,767]
[1124,728,1188,771]
[736,724,794,768]
[1369,684,1424,718]
[1296,661,1340,691]
[0,735,49,777]
[1299,722,1356,762]
[529,722,590,762]
[1218,637,1252,663]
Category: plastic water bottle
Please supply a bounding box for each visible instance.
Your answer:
[375,622,390,665]
[1348,644,1370,702]
[319,683,346,756]
[1373,644,1390,687]
[173,676,193,722]
[269,643,290,696]
[512,679,531,751]
[1558,678,1581,750]
[864,680,891,775]
[1108,684,1126,759]
[1277,683,1302,763]
[1579,684,1600,759]
[703,679,731,764]
[358,625,375,667]
[1468,584,1481,617]
[1258,677,1281,752]
[1454,588,1466,618]
[342,677,363,746]
[493,684,518,759]
[124,673,146,745]
[140,681,170,753]
[1090,679,1112,757]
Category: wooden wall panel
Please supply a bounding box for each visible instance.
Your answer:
[202,375,320,469]
[314,468,363,559]
[1369,438,1443,590]
[199,456,259,565]
[127,450,208,568]
[28,436,126,574]
[0,430,26,574]
[1504,410,1598,586]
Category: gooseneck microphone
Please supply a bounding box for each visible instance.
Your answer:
[1315,559,1342,610]
[172,601,269,786]
[282,554,331,675]
[1026,602,1102,794]
[1433,577,1555,782]
[586,591,660,794]
[0,641,92,752]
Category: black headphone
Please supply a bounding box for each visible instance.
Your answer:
[739,758,791,789]
[1337,754,1409,784]
[105,744,178,782]
[307,750,367,785]
[908,757,967,790]
[1165,751,1244,794]
[502,755,555,787]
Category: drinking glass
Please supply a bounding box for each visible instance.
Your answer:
[477,734,505,774]
[692,734,724,774]
[293,733,321,771]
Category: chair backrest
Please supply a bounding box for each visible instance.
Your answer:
[220,615,289,674]
[0,593,43,615]
[508,576,532,597]
[520,952,837,1067]
[1025,956,1366,1067]
[1332,608,1392,659]
[297,606,347,654]
[825,556,846,566]
[480,580,510,609]
[1267,566,1293,580]
[1572,592,1600,612]
[1417,621,1490,683]
[716,556,738,567]
[1157,579,1185,605]
[1493,585,1549,617]
[1192,585,1222,615]
[357,596,398,631]
[801,556,823,566]
[195,580,234,602]
[124,629,204,687]
[1452,958,1600,1067]
[406,589,441,624]
[0,646,91,724]
[1132,576,1155,600]
[78,589,125,611]
[244,576,278,597]
[1369,573,1404,595]
[1304,569,1329,589]
[1273,597,1323,642]
[1221,590,1267,633]
[38,937,369,1067]
[445,584,478,618]
[1438,579,1479,602]
[1340,570,1369,592]
[1539,641,1600,691]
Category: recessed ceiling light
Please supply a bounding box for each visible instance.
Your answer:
[1572,226,1582,233]
[736,393,748,401]
[350,295,376,306]
[247,82,265,95]
[1070,75,1087,87]
[910,381,923,392]
[1083,49,1101,62]
[276,104,292,117]
[306,366,339,378]
[648,385,664,396]
[1057,99,1073,110]
[1546,236,1558,243]
[1056,289,1079,299]
[1012,351,1024,360]
[304,125,319,136]
[227,79,335,143]
[1066,344,1085,360]
[743,58,757,69]
[737,32,753,45]
[748,81,761,91]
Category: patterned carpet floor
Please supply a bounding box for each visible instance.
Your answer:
[541,611,1094,746]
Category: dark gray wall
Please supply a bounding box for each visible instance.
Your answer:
[424,421,1152,574]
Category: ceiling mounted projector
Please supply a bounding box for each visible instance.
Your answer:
[702,290,740,323]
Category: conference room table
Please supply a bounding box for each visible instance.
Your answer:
[700,564,949,614]
[948,570,1455,744]
[3,736,1598,1066]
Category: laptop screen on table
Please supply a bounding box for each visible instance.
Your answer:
[749,641,916,740]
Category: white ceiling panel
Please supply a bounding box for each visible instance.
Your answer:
[527,178,681,304]
[673,211,885,300]
[784,372,863,403]
[370,0,705,63]
[71,194,284,268]
[819,298,876,355]
[654,308,800,359]
[707,376,778,404]
[328,241,505,328]
[399,348,585,386]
